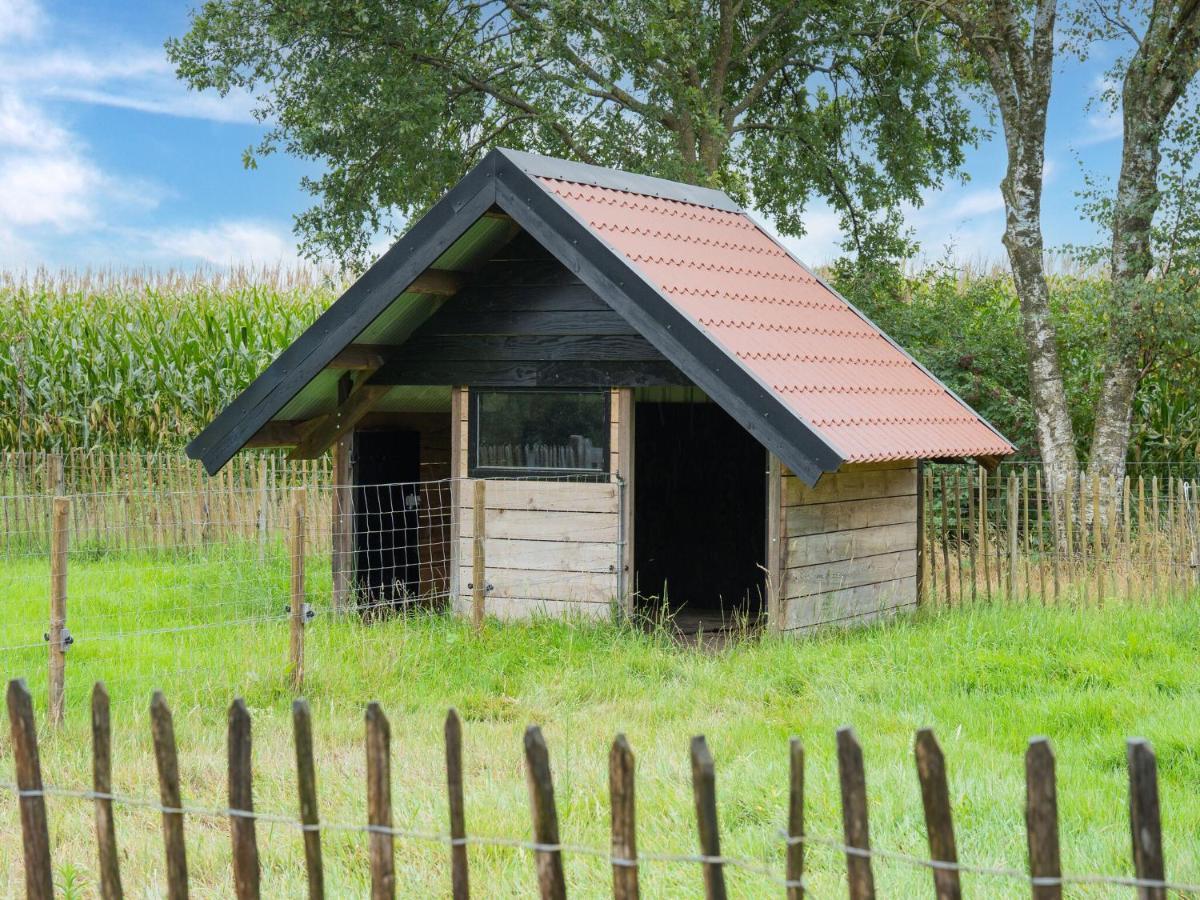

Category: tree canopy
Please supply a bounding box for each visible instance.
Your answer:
[168,0,976,265]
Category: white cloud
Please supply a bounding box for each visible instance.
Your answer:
[941,188,1004,220]
[0,0,43,45]
[148,220,299,266]
[0,90,67,149]
[0,154,101,228]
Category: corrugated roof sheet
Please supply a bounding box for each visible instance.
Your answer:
[541,178,1014,463]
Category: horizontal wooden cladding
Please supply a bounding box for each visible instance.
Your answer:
[782,549,917,599]
[785,521,917,568]
[481,597,613,622]
[461,479,619,514]
[401,334,665,362]
[784,493,916,534]
[781,578,916,631]
[783,464,917,507]
[427,310,638,336]
[374,359,689,388]
[461,508,619,543]
[457,567,618,602]
[458,537,617,573]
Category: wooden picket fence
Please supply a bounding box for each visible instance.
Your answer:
[5,677,1192,899]
[922,463,1200,606]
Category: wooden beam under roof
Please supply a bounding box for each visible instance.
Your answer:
[244,420,305,448]
[327,344,389,370]
[288,372,390,460]
[408,269,461,296]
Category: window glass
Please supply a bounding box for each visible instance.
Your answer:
[472,390,608,474]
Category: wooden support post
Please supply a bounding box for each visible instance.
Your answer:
[914,729,960,900]
[366,702,395,900]
[610,733,639,900]
[690,735,726,900]
[966,468,977,603]
[617,388,637,620]
[954,470,965,602]
[471,480,486,630]
[767,453,784,624]
[292,698,325,900]
[980,468,991,601]
[524,725,566,900]
[151,691,189,900]
[1025,738,1061,900]
[228,698,260,899]
[837,727,875,900]
[445,709,469,900]
[290,493,305,692]
[939,471,951,604]
[7,679,53,900]
[48,495,69,727]
[1127,739,1165,900]
[332,374,353,615]
[787,737,805,899]
[92,682,122,900]
[1008,474,1019,600]
[1036,470,1047,603]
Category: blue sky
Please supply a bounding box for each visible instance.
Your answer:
[0,0,1129,271]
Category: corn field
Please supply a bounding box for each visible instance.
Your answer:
[0,268,338,451]
[922,462,1200,607]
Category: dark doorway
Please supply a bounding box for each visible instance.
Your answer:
[634,402,767,628]
[353,429,421,612]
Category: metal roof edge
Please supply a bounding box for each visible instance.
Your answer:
[495,148,742,214]
[740,209,1018,456]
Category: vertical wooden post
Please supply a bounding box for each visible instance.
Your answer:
[610,734,639,900]
[927,471,939,603]
[786,737,805,899]
[690,735,726,900]
[48,495,69,727]
[445,709,470,900]
[1137,475,1147,603]
[151,691,189,900]
[916,461,926,606]
[471,480,486,630]
[7,679,53,900]
[1007,474,1019,600]
[524,725,566,900]
[365,702,394,900]
[966,468,977,603]
[617,388,637,620]
[228,698,260,899]
[1151,477,1160,603]
[1022,468,1032,599]
[1025,738,1061,900]
[980,468,991,601]
[332,374,354,615]
[1035,470,1047,603]
[1127,739,1165,900]
[257,456,269,565]
[914,729,960,900]
[767,454,784,624]
[290,492,306,692]
[292,698,325,900]
[939,471,951,604]
[836,727,875,900]
[92,683,122,900]
[953,470,964,602]
[1123,476,1132,600]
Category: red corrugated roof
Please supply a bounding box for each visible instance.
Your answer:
[541,177,1014,463]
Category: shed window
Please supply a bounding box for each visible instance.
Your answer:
[469,389,609,477]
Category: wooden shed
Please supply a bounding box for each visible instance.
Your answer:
[187,149,1013,633]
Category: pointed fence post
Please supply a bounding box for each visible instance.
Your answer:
[609,734,638,900]
[836,727,875,900]
[445,709,470,900]
[92,682,123,899]
[7,679,53,900]
[1025,738,1061,900]
[151,691,189,900]
[366,702,394,900]
[472,480,487,630]
[914,729,960,900]
[48,495,69,727]
[292,698,325,900]
[228,698,260,899]
[690,735,727,900]
[524,725,566,900]
[786,737,805,899]
[1127,739,1165,900]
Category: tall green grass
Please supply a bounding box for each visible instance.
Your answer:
[0,268,338,451]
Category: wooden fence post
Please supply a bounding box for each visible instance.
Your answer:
[472,480,486,630]
[1127,739,1165,900]
[228,698,261,899]
[787,737,805,899]
[966,468,977,603]
[1025,738,1061,900]
[150,691,189,900]
[365,702,395,900]
[939,471,951,604]
[290,493,306,692]
[48,495,69,727]
[1008,474,1019,600]
[914,729,960,900]
[445,709,470,900]
[690,735,727,900]
[524,725,566,900]
[7,679,53,900]
[292,698,325,900]
[92,682,122,900]
[836,727,875,900]
[610,734,639,900]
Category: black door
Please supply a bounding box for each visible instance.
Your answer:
[353,429,421,611]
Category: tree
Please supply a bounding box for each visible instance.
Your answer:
[168,0,975,266]
[1081,1,1200,482]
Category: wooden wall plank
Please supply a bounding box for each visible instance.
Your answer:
[782,577,917,631]
[783,465,917,506]
[784,494,916,535]
[783,550,918,599]
[461,480,619,514]
[458,537,617,573]
[457,567,618,603]
[461,508,620,543]
[786,522,918,568]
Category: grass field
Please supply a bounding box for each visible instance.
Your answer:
[2,559,1200,897]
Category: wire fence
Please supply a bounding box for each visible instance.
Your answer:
[5,678,1197,898]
